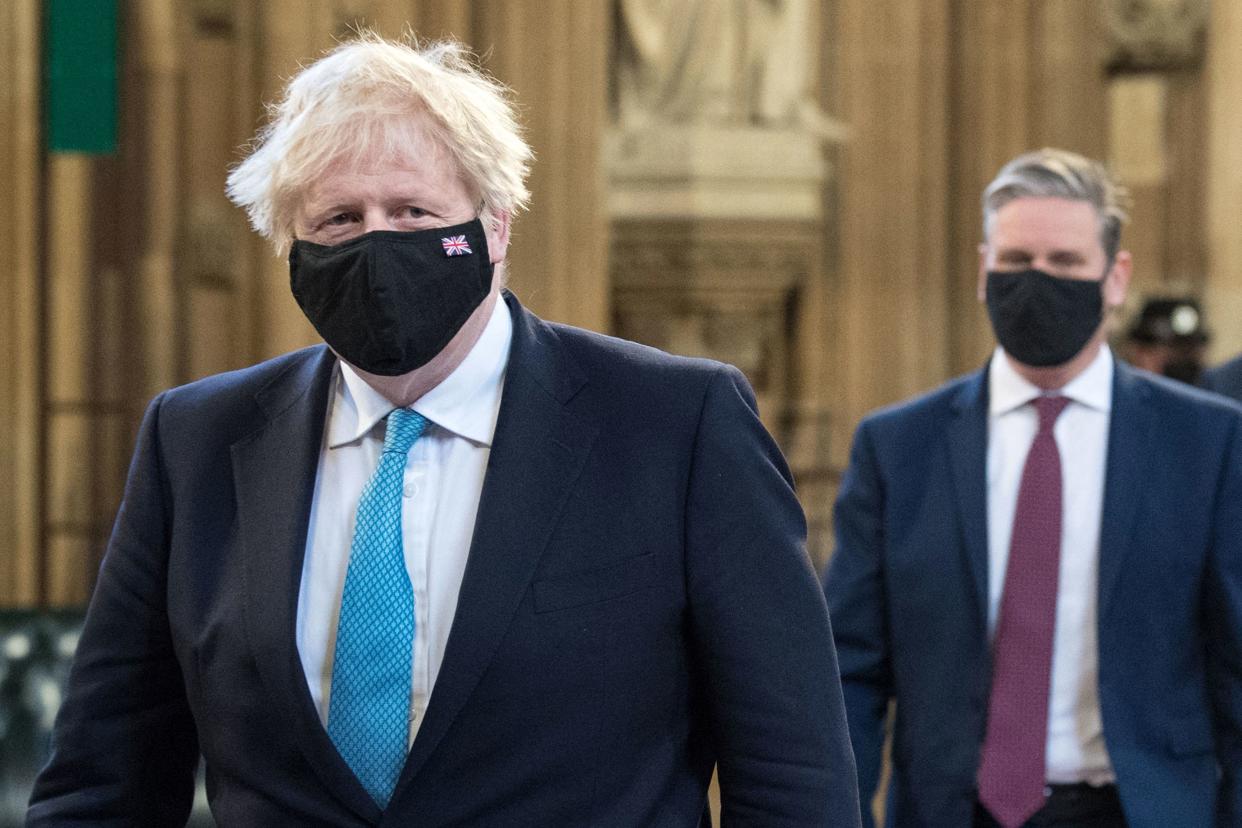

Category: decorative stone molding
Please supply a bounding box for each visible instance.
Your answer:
[610,219,813,397]
[1105,0,1209,72]
[606,125,827,220]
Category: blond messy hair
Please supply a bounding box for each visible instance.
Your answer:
[227,32,533,253]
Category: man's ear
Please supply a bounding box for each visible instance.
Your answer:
[485,211,511,265]
[977,243,989,303]
[1104,250,1132,310]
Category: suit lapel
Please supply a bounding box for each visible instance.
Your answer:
[392,292,599,795]
[947,367,991,631]
[232,346,383,823]
[1097,362,1155,620]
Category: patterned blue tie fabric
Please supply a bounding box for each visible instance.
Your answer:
[328,407,428,807]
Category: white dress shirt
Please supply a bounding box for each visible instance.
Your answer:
[986,345,1116,785]
[297,297,512,745]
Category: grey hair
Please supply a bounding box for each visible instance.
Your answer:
[226,31,533,254]
[982,148,1130,261]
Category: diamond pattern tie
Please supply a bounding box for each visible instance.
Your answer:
[978,395,1071,828]
[328,407,427,807]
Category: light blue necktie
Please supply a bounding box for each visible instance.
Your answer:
[328,407,427,807]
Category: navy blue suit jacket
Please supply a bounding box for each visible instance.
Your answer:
[1205,354,1242,405]
[824,359,1242,828]
[29,293,860,826]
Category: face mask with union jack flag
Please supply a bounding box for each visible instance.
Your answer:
[289,218,493,375]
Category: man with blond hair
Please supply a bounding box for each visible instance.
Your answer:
[824,148,1242,827]
[28,34,859,826]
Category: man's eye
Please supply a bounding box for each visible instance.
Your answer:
[324,213,355,226]
[398,206,428,219]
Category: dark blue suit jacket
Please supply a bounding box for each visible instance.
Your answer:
[824,360,1242,828]
[29,293,860,826]
[1205,354,1242,405]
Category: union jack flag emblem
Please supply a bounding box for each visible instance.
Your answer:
[441,235,472,256]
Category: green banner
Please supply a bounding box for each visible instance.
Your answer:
[45,0,119,154]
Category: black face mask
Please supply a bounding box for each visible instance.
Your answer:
[985,268,1105,368]
[289,219,493,376]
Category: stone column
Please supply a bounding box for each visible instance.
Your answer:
[0,0,42,606]
[249,0,336,362]
[832,0,953,469]
[1206,0,1242,356]
[409,0,473,40]
[175,0,281,381]
[473,1,611,332]
[43,156,99,605]
[131,0,186,397]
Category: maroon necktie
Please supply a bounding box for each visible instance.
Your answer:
[977,395,1071,828]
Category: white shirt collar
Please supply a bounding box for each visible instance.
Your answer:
[328,296,513,448]
[989,344,1114,417]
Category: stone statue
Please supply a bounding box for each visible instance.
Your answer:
[615,0,843,137]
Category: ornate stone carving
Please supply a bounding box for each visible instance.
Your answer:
[1105,0,1209,72]
[610,219,812,430]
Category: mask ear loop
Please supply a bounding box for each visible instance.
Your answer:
[475,202,492,232]
[1097,260,1115,323]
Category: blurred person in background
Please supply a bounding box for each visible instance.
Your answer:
[1122,296,1210,386]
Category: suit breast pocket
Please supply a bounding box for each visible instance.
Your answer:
[533,551,658,614]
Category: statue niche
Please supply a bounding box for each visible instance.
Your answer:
[614,0,820,130]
